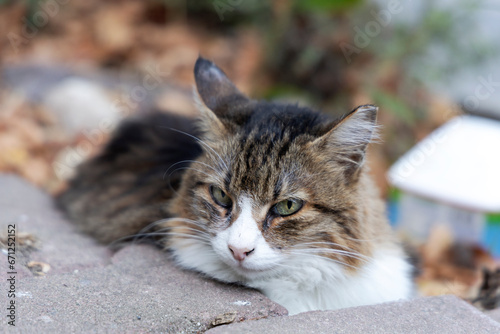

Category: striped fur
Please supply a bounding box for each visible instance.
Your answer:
[58,57,414,314]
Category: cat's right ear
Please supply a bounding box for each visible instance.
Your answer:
[194,56,250,117]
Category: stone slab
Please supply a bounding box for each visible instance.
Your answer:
[1,174,498,333]
[487,308,500,324]
[0,175,287,333]
[0,174,112,279]
[3,244,286,333]
[207,295,500,334]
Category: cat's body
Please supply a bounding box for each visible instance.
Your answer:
[58,57,414,315]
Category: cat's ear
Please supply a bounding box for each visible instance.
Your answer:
[312,105,378,175]
[194,56,250,117]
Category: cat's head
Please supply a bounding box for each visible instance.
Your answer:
[167,57,383,281]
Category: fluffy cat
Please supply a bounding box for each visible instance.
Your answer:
[58,57,414,315]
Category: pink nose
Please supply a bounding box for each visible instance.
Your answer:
[228,245,255,261]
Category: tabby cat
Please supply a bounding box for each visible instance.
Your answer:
[58,57,414,315]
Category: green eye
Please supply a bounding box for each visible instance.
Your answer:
[273,199,303,217]
[209,185,232,208]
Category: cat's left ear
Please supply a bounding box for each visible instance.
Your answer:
[312,105,378,175]
[194,56,251,117]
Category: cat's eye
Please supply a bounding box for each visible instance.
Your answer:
[209,185,232,208]
[273,199,303,217]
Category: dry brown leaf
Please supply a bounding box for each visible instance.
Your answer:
[16,232,38,248]
[27,261,51,276]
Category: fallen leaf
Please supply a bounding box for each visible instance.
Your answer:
[211,311,237,327]
[27,261,51,276]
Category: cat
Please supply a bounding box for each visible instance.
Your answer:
[57,56,415,315]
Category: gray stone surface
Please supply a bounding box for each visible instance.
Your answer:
[0,175,286,333]
[0,174,112,279]
[5,245,286,333]
[1,174,499,333]
[488,308,500,324]
[208,295,500,334]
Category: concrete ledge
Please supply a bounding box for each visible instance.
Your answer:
[4,244,286,332]
[0,175,112,279]
[208,295,500,334]
[488,308,500,323]
[1,174,499,333]
[0,175,286,332]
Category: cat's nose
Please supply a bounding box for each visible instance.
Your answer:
[228,245,255,261]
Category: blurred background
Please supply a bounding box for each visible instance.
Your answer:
[1,0,499,310]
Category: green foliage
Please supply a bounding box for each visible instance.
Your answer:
[294,0,363,12]
[264,84,309,100]
[185,0,272,27]
[388,187,402,202]
[487,214,500,225]
[371,89,416,126]
[372,0,496,85]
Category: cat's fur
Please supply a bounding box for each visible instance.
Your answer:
[58,57,414,314]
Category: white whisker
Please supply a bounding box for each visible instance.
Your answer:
[290,248,371,264]
[167,167,213,179]
[155,226,211,238]
[116,217,209,245]
[290,242,373,262]
[150,232,212,244]
[162,127,229,171]
[287,250,360,270]
[162,159,219,181]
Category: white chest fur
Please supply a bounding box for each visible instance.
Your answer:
[246,249,414,315]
